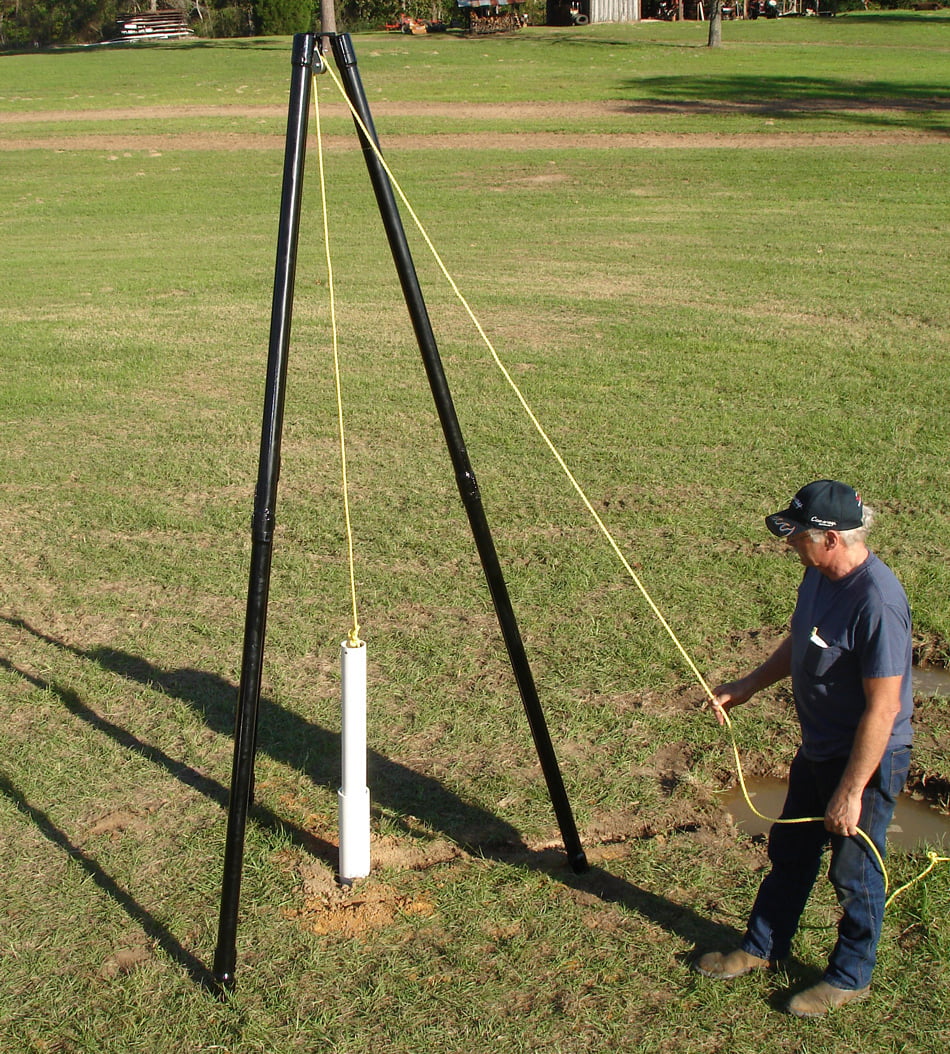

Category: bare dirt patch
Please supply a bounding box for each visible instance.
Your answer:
[0,100,942,152]
[99,937,152,979]
[2,130,938,153]
[288,853,440,937]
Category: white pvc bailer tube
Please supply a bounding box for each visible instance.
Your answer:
[338,638,370,881]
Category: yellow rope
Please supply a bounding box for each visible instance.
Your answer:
[716,704,891,890]
[318,57,714,698]
[885,850,949,909]
[313,74,361,648]
[315,54,947,908]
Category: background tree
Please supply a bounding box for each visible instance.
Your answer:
[254,0,314,33]
[1,0,117,46]
[320,0,336,34]
[707,0,721,46]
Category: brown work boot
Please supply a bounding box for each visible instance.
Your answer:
[786,980,871,1018]
[693,949,770,980]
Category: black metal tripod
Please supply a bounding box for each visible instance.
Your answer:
[212,31,587,990]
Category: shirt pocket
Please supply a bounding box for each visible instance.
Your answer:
[803,640,843,679]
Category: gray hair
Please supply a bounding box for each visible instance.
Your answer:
[806,503,875,547]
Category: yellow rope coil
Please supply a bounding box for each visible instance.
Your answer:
[885,850,949,908]
[314,57,947,909]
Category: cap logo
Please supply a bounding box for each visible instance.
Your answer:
[772,517,797,536]
[810,516,837,528]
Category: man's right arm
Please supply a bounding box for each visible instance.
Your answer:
[711,634,793,725]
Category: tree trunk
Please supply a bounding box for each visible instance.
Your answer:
[707,0,722,45]
[321,0,337,36]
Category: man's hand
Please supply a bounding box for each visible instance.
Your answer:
[824,786,863,837]
[709,635,793,725]
[711,679,756,726]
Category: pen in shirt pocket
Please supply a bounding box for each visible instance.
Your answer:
[810,627,829,648]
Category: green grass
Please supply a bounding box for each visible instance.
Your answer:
[2,17,949,132]
[0,16,949,1053]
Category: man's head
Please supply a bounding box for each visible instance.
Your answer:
[766,480,874,575]
[766,479,865,539]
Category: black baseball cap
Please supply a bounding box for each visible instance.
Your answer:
[765,479,864,539]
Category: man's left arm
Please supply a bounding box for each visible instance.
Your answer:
[824,675,903,837]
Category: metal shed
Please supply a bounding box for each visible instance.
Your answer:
[590,0,640,20]
[547,0,640,24]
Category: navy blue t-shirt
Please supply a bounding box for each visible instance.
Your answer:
[789,552,913,762]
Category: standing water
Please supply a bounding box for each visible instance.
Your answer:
[914,665,950,699]
[722,779,949,850]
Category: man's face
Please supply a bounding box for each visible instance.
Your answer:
[787,531,829,568]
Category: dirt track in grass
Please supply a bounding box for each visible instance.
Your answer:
[0,100,943,151]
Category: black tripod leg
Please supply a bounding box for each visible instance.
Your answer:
[213,33,317,991]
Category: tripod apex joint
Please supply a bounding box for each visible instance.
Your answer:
[291,31,326,74]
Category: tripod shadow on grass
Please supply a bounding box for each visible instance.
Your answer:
[2,616,743,972]
[90,648,527,858]
[0,768,214,989]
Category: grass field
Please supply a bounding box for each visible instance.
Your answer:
[1,15,949,1053]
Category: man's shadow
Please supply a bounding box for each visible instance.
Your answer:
[2,616,746,984]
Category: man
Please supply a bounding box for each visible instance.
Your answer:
[695,480,913,1018]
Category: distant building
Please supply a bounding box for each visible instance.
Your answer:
[113,8,193,40]
[547,0,640,24]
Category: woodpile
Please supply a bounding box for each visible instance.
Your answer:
[114,9,194,40]
[467,8,525,33]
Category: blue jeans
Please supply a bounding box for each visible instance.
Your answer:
[741,745,911,990]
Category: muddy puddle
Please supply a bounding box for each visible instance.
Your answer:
[913,665,950,699]
[722,778,949,850]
